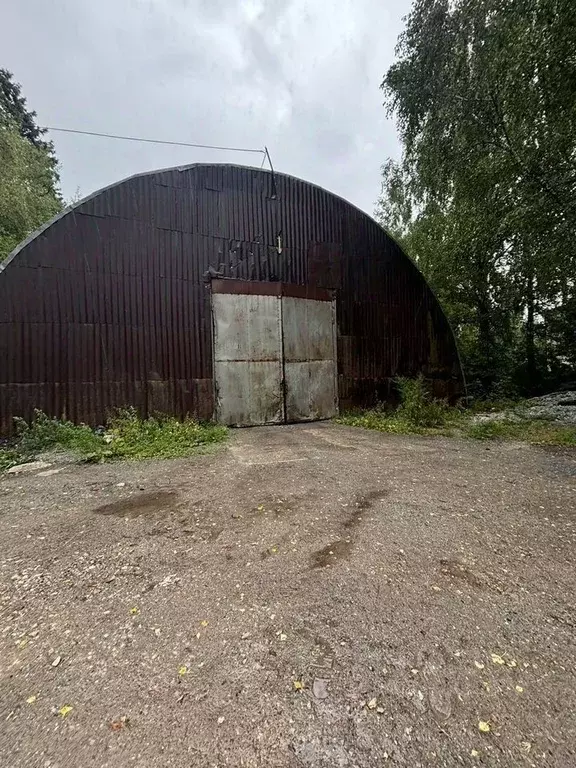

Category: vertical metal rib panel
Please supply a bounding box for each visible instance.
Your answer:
[0,163,463,433]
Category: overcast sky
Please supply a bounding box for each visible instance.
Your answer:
[4,0,411,215]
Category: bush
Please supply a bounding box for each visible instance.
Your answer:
[0,447,21,473]
[395,375,453,427]
[14,410,102,456]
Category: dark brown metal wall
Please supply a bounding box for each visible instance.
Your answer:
[0,164,464,434]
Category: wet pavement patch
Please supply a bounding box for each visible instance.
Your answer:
[311,539,353,568]
[343,489,388,529]
[356,489,389,510]
[439,558,486,590]
[94,490,178,518]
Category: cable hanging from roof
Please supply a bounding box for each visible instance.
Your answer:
[44,126,266,155]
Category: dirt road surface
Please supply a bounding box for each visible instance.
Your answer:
[1,423,575,767]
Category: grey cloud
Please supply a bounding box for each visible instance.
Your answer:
[4,0,410,214]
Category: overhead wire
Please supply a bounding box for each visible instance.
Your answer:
[44,126,266,155]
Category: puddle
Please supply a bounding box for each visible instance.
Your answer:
[311,539,353,568]
[94,490,178,519]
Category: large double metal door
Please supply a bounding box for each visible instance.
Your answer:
[212,281,338,426]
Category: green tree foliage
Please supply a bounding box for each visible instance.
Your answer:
[0,69,57,155]
[0,71,61,262]
[0,119,62,261]
[378,0,576,395]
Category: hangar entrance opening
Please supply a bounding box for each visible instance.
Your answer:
[211,280,338,426]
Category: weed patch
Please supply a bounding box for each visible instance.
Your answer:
[104,408,228,460]
[0,409,227,472]
[466,418,576,445]
[337,377,576,446]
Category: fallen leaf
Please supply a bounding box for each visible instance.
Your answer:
[257,505,265,511]
[293,680,304,691]
[17,638,28,648]
[515,685,524,693]
[474,661,485,670]
[58,705,73,718]
[130,607,139,615]
[367,697,378,710]
[178,666,189,676]
[26,695,37,705]
[51,655,62,667]
[200,620,209,627]
[478,720,490,733]
[471,748,480,757]
[490,653,506,665]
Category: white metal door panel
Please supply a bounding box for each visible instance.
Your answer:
[212,293,283,425]
[282,297,338,421]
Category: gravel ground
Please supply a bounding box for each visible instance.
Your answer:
[526,392,576,424]
[1,423,576,768]
[473,391,576,425]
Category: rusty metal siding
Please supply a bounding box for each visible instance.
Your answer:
[0,163,464,434]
